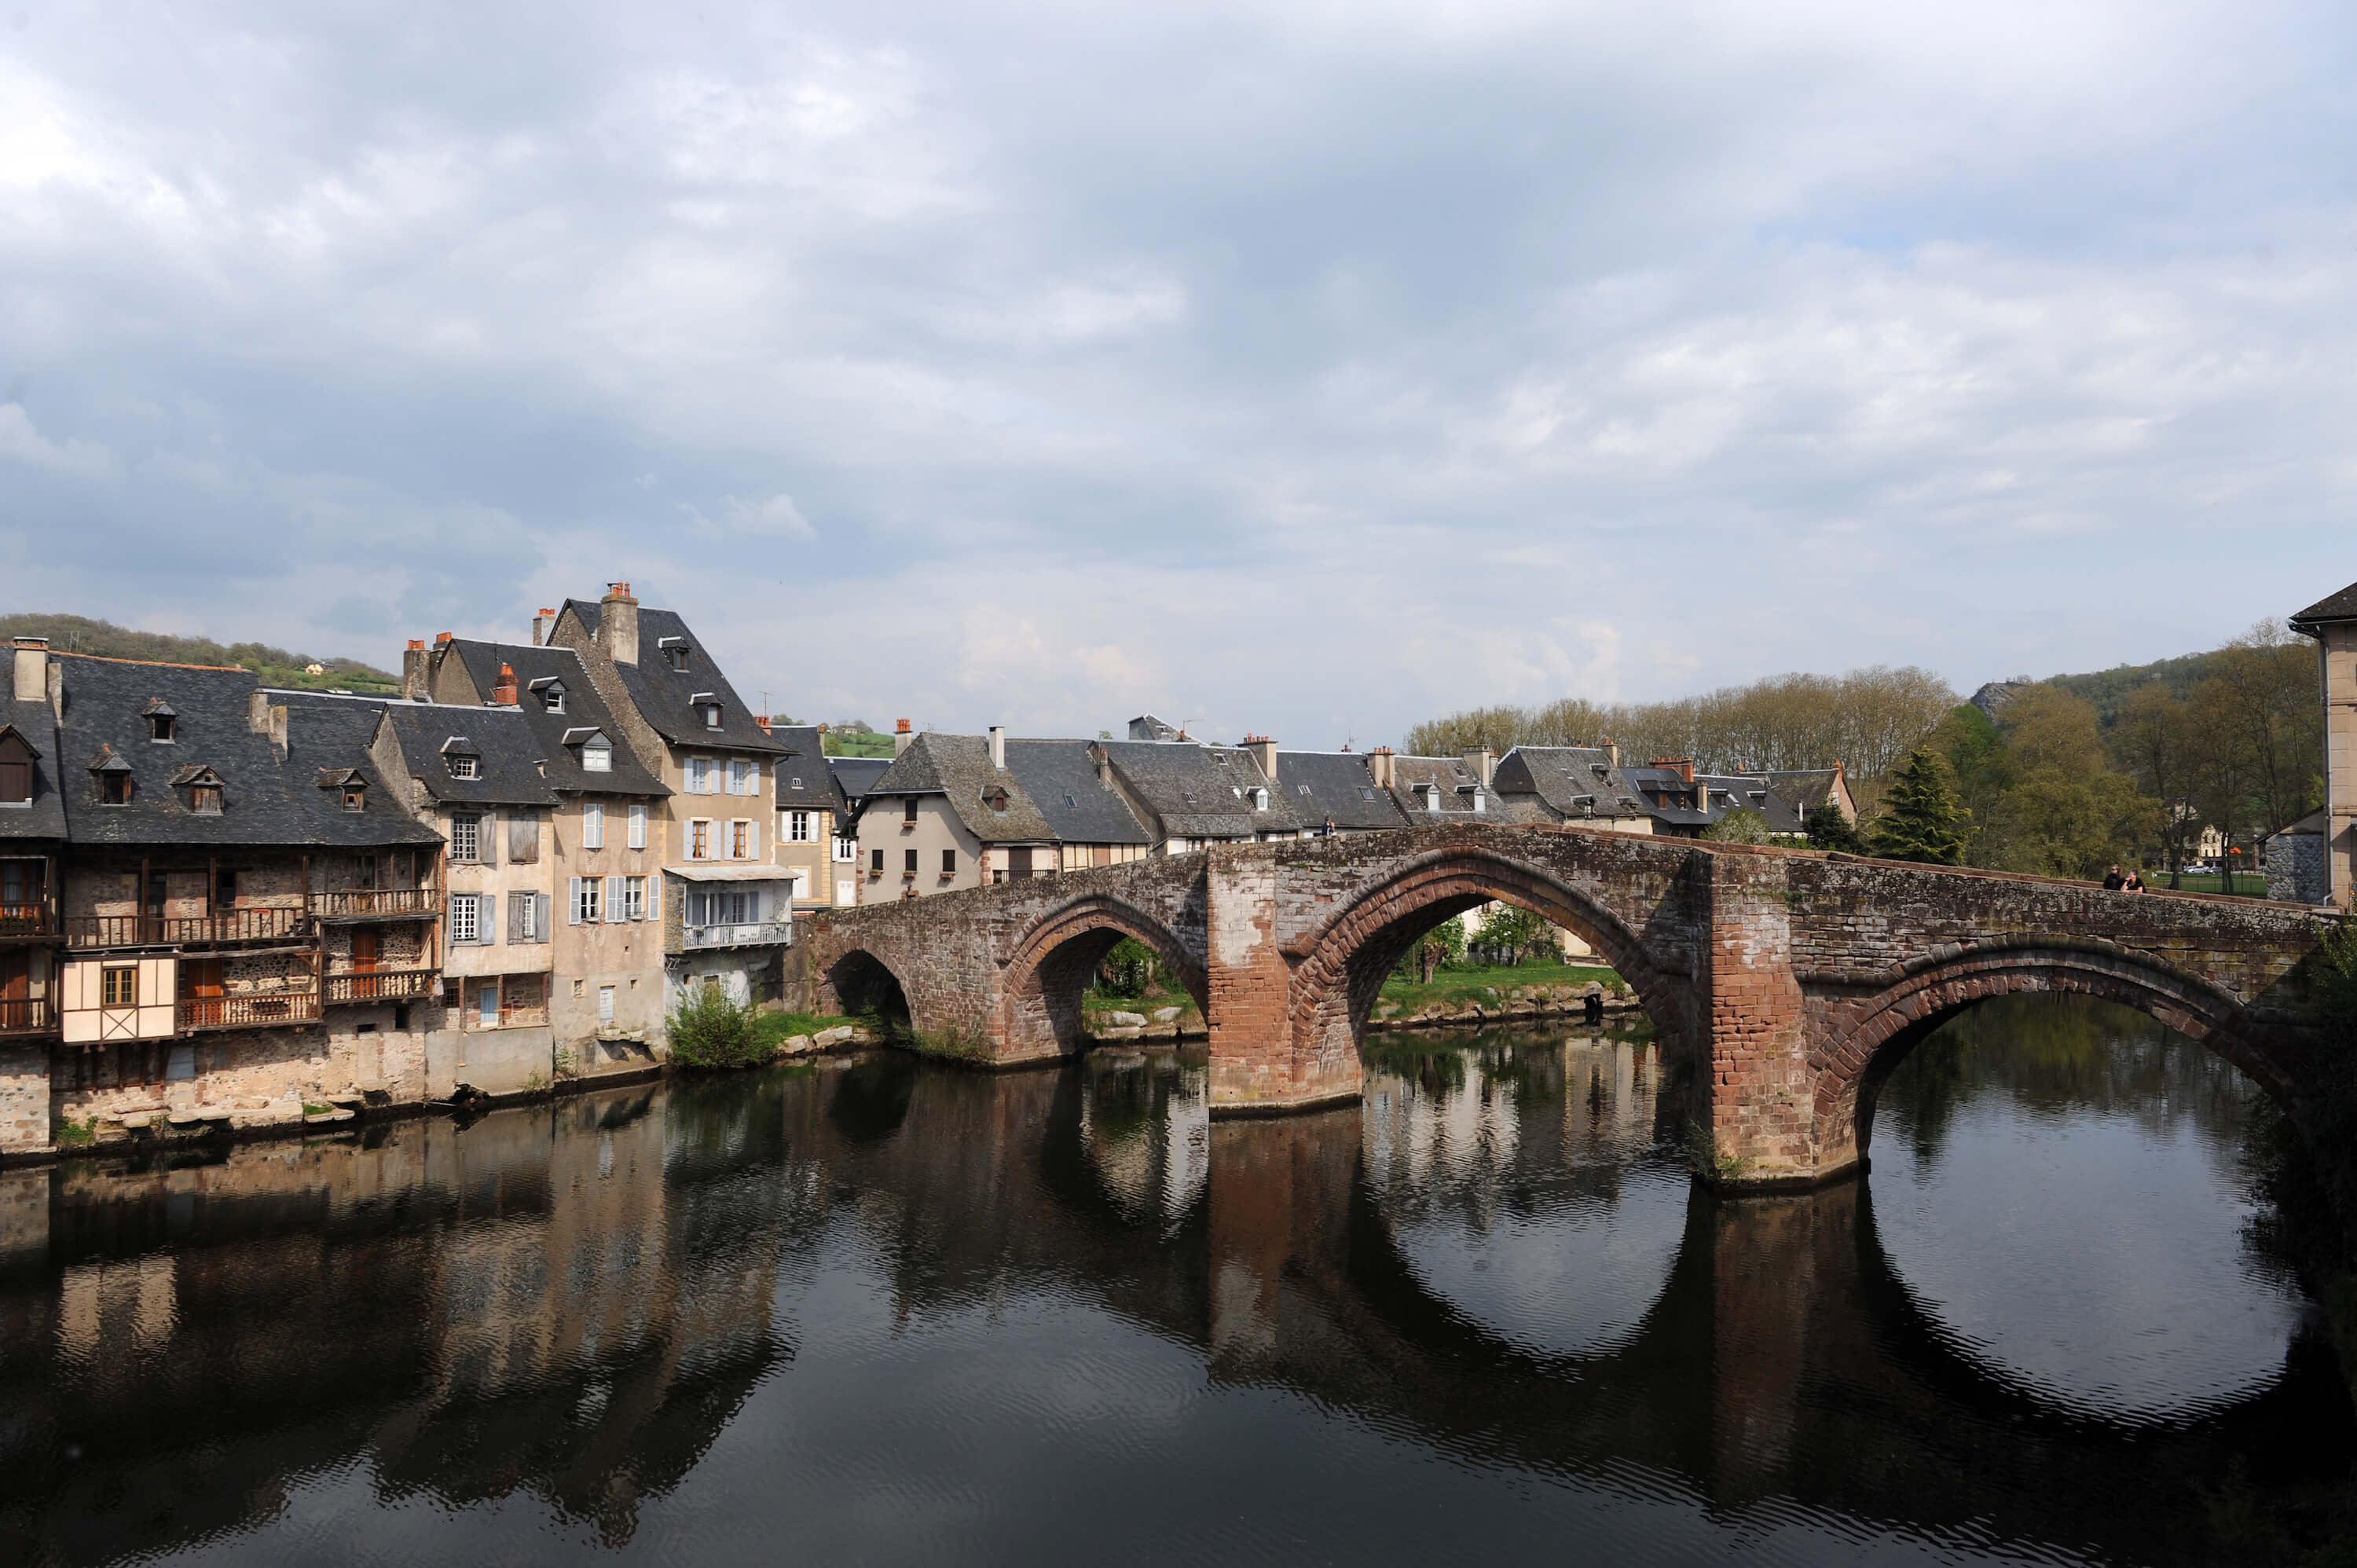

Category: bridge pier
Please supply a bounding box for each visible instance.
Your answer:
[1205,848,1361,1116]
[1695,852,1853,1191]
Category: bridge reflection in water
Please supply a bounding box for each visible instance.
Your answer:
[0,1007,2348,1566]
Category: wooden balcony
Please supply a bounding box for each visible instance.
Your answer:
[325,969,437,1005]
[177,990,321,1032]
[67,908,309,949]
[0,997,50,1035]
[311,887,441,919]
[0,902,57,941]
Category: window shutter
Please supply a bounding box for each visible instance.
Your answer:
[509,894,527,943]
[568,877,585,925]
[646,877,659,922]
[605,874,625,921]
[584,801,604,849]
[747,819,760,859]
[537,892,552,943]
[629,802,647,849]
[481,893,498,943]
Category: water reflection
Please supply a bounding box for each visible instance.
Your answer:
[0,1000,2347,1567]
[1871,995,2307,1423]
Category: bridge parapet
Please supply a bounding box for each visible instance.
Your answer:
[793,824,2343,1190]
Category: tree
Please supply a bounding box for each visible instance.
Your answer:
[1805,808,1866,853]
[1472,903,1551,965]
[1968,686,2160,878]
[2207,620,2322,838]
[1705,806,1773,844]
[1868,748,1972,865]
[2115,683,2201,884]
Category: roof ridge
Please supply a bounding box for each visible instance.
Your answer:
[53,650,249,672]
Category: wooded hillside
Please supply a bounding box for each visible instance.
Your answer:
[0,614,400,694]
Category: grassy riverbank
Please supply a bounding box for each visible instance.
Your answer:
[1377,960,1626,1018]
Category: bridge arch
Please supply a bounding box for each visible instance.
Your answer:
[823,947,915,1038]
[1001,893,1208,1058]
[1285,846,1697,1072]
[1816,940,2293,1171]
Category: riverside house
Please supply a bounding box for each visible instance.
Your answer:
[407,632,673,1072]
[548,587,800,1009]
[20,643,445,1149]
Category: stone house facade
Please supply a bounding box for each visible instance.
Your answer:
[547,587,798,1009]
[403,632,676,1070]
[856,731,1067,901]
[0,645,449,1154]
[2290,581,2357,907]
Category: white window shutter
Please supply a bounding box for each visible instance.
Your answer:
[482,893,498,943]
[747,819,760,859]
[568,877,584,925]
[605,874,625,921]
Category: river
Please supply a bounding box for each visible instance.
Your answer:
[1,995,2348,1565]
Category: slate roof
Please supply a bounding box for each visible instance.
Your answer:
[55,656,438,848]
[1274,751,1409,832]
[1763,768,1843,819]
[1003,740,1152,845]
[563,601,790,754]
[1622,764,1713,830]
[1380,754,1538,826]
[1094,739,1304,841]
[2292,581,2357,628]
[361,698,561,808]
[1696,775,1807,836]
[439,639,669,798]
[0,677,67,842]
[1491,746,1650,825]
[767,726,841,814]
[829,756,889,808]
[866,733,1058,844]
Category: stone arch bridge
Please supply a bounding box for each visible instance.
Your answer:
[790,822,2344,1189]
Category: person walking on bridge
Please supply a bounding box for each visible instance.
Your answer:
[2103,865,2127,891]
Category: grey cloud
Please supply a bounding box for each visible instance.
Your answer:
[3,0,2355,745]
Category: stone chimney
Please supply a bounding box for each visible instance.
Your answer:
[1461,746,1494,788]
[988,725,1006,770]
[492,663,519,706]
[533,608,556,647]
[247,691,289,758]
[601,581,640,666]
[1244,735,1278,783]
[401,639,430,702]
[1602,738,1618,768]
[1093,741,1113,787]
[12,637,46,705]
[894,718,914,757]
[1368,747,1395,789]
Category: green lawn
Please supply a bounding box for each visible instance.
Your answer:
[2143,870,2267,896]
[1081,991,1202,1029]
[1379,960,1626,1017]
[753,1010,863,1047]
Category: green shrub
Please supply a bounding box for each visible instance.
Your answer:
[667,985,773,1070]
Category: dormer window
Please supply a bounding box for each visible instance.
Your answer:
[1471,789,1485,813]
[982,786,1010,814]
[149,715,175,742]
[543,685,565,714]
[91,747,133,805]
[0,727,37,805]
[193,784,223,814]
[662,639,691,672]
[1252,787,1269,811]
[449,755,478,780]
[583,741,611,773]
[1420,785,1440,813]
[702,705,722,729]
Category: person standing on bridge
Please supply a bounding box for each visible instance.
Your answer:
[2103,865,2127,891]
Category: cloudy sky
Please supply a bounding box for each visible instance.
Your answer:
[3,1,2352,746]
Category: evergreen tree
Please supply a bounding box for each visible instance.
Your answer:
[1805,808,1866,854]
[1868,747,1972,865]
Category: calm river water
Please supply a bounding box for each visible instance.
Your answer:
[2,996,2349,1565]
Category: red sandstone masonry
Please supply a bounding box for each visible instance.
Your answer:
[795,825,2341,1184]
